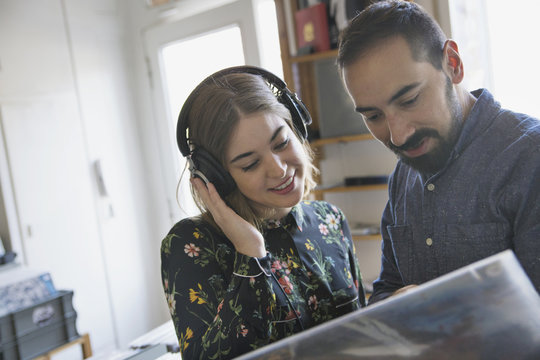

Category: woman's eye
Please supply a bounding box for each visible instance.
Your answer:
[242,161,258,172]
[274,138,289,150]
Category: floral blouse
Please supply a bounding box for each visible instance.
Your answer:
[161,200,366,359]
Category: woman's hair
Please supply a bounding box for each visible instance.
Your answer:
[182,72,318,231]
[337,0,447,72]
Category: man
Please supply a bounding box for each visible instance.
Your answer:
[337,0,540,303]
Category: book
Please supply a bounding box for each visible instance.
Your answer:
[295,3,331,54]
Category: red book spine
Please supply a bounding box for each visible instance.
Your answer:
[295,3,331,53]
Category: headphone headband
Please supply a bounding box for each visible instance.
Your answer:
[176,65,311,157]
[176,65,311,198]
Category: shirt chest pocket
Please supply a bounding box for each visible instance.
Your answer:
[440,222,510,273]
[388,222,510,282]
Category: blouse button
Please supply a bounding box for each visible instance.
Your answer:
[426,237,433,246]
[427,183,435,191]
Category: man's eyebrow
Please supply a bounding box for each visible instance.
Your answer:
[355,106,377,113]
[230,126,284,164]
[388,83,421,104]
[355,83,421,113]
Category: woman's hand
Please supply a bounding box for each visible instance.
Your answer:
[191,177,266,258]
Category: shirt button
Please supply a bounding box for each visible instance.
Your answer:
[426,237,433,246]
[280,233,288,240]
[427,183,435,191]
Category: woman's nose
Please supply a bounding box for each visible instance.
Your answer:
[267,154,286,178]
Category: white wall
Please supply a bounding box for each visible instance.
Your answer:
[60,0,170,349]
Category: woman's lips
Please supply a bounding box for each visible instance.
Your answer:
[270,172,296,194]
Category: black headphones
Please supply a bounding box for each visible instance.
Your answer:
[176,65,312,198]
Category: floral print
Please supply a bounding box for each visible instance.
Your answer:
[184,243,200,257]
[161,200,365,359]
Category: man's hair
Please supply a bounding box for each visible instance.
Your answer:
[337,0,447,71]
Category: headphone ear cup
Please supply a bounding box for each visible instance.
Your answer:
[279,90,311,140]
[191,147,236,198]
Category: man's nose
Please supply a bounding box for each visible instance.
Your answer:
[387,114,415,148]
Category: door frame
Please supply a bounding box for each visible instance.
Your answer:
[143,0,262,224]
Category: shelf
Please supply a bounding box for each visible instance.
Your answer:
[314,183,387,194]
[290,49,338,64]
[310,133,374,147]
[352,234,381,241]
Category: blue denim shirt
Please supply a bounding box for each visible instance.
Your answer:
[370,89,540,303]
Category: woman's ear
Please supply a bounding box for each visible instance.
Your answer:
[442,40,465,84]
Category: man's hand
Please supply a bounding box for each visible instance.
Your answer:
[391,284,418,297]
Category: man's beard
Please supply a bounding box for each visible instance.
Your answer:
[388,78,463,175]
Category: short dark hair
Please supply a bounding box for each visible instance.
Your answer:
[337,0,447,71]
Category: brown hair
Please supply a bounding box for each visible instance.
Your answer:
[337,0,447,71]
[183,72,318,231]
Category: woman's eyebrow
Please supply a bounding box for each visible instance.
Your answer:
[230,151,253,164]
[270,126,284,142]
[230,126,285,164]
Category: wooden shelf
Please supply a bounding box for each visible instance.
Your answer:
[314,183,387,194]
[352,234,381,241]
[290,49,338,64]
[311,133,374,147]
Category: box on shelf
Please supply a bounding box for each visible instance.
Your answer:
[0,271,57,317]
[0,290,79,360]
[295,3,331,54]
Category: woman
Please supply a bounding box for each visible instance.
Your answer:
[161,66,365,359]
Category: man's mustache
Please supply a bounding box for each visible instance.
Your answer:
[389,128,441,152]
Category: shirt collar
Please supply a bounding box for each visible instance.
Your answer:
[419,89,500,182]
[453,88,501,156]
[262,204,300,230]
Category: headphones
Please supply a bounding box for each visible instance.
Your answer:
[176,65,312,198]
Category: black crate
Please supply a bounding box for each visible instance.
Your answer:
[0,290,79,360]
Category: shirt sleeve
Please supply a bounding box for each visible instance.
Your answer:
[500,145,540,294]
[338,207,366,307]
[160,219,277,360]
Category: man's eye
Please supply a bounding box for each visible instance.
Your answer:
[242,161,258,172]
[402,94,419,107]
[364,113,381,122]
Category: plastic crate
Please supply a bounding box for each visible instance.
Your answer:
[0,290,79,360]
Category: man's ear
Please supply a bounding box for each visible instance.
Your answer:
[442,40,464,84]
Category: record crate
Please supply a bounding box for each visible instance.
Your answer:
[0,290,79,360]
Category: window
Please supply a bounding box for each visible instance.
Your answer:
[449,0,540,118]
